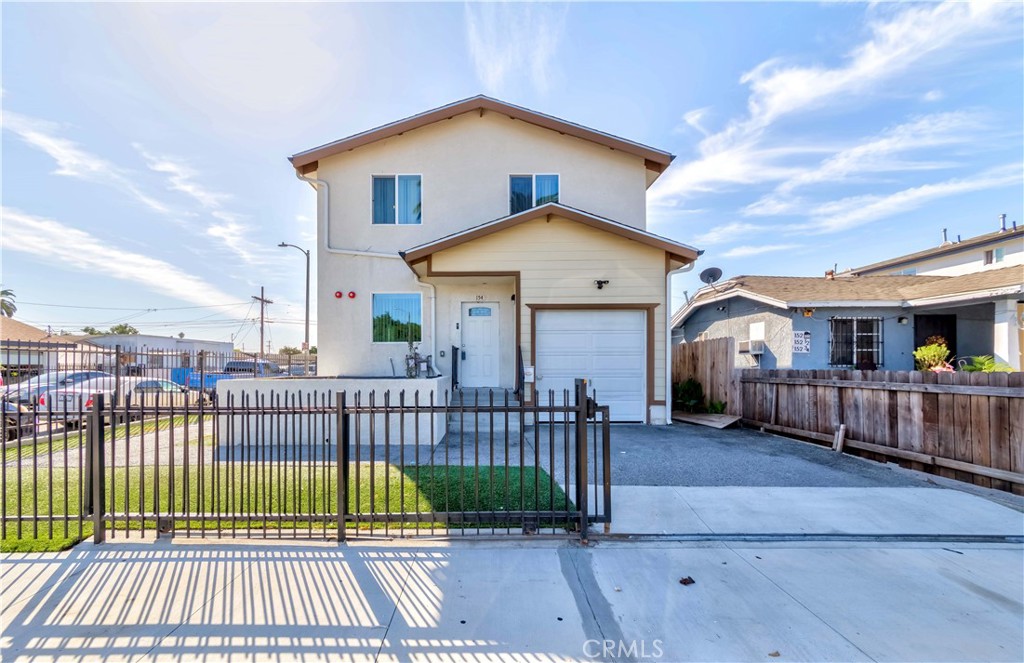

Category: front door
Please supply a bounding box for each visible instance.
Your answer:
[460,302,500,387]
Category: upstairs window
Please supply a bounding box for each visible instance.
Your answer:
[510,174,559,214]
[373,175,421,225]
[829,317,883,368]
[983,248,1006,265]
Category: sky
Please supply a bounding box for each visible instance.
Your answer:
[2,1,1022,351]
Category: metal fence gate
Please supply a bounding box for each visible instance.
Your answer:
[3,356,611,545]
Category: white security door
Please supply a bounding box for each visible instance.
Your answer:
[460,302,500,388]
[535,310,646,422]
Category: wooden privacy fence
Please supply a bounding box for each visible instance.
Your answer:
[736,369,1024,494]
[672,338,736,409]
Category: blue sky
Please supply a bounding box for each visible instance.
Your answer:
[2,1,1022,351]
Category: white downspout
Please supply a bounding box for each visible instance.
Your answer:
[295,170,438,366]
[665,260,696,424]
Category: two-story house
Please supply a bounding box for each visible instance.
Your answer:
[289,96,701,423]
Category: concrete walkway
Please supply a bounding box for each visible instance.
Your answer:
[2,537,1021,662]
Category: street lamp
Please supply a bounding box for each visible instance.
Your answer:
[278,242,311,375]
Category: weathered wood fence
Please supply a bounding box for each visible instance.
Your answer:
[736,369,1024,494]
[671,338,736,409]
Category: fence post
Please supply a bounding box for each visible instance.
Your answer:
[574,378,589,542]
[336,391,349,542]
[90,393,106,544]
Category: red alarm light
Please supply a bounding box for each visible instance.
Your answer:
[348,291,356,299]
[334,291,343,299]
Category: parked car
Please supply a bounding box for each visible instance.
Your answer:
[39,377,206,425]
[4,401,35,441]
[2,371,111,408]
[170,359,285,393]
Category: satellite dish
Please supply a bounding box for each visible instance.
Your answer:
[699,267,723,285]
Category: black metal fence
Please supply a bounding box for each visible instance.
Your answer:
[3,344,611,546]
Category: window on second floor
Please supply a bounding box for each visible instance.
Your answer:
[983,247,1006,265]
[510,174,559,215]
[373,175,421,225]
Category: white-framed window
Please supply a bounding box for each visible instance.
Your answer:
[372,293,422,343]
[372,175,422,225]
[510,174,559,214]
[829,317,883,368]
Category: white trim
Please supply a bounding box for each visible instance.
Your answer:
[907,285,1024,307]
[371,173,424,226]
[370,291,424,344]
[672,288,788,328]
[788,300,904,308]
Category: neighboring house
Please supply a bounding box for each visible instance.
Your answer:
[83,334,235,373]
[0,318,83,379]
[673,267,1023,371]
[844,220,1022,277]
[290,96,701,423]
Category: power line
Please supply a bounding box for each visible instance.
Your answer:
[17,301,250,311]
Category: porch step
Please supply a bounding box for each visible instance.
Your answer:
[447,388,522,434]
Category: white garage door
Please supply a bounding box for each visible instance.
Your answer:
[535,310,646,422]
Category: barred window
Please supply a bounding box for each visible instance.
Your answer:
[829,317,883,368]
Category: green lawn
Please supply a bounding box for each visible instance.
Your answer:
[5,415,214,463]
[2,463,572,552]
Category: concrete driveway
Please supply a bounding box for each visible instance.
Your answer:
[595,423,1024,537]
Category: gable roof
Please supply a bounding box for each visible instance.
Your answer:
[673,266,1023,327]
[846,226,1023,275]
[400,202,701,265]
[289,95,675,177]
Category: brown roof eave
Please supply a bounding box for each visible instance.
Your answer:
[289,96,675,174]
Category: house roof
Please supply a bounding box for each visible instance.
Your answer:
[673,266,1024,327]
[400,202,702,265]
[289,95,675,177]
[845,226,1024,275]
[1,318,53,343]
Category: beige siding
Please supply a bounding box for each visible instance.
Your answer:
[431,215,668,403]
[313,110,650,257]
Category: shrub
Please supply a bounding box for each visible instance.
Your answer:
[673,378,705,413]
[913,342,951,371]
[960,355,1014,373]
[707,400,727,414]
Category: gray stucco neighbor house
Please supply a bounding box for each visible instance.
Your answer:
[672,267,1022,371]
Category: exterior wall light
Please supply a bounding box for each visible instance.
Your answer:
[898,316,909,325]
[594,280,610,289]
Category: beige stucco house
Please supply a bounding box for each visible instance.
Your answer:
[290,96,700,423]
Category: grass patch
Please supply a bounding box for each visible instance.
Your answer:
[2,463,572,552]
[5,415,213,463]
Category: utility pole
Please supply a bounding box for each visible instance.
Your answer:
[252,287,273,360]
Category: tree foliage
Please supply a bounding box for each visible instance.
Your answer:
[1,288,16,318]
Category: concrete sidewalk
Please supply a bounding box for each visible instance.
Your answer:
[3,537,1022,662]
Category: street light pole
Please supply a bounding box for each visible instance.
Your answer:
[278,242,311,375]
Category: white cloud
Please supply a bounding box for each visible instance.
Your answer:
[797,163,1022,234]
[464,2,568,95]
[652,1,1021,202]
[1,207,239,307]
[135,146,273,265]
[135,145,230,209]
[677,107,712,136]
[96,4,350,126]
[2,111,170,214]
[744,111,987,216]
[721,244,801,258]
[691,221,767,247]
[923,89,945,102]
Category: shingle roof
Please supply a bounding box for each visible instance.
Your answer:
[0,318,51,343]
[674,266,1023,326]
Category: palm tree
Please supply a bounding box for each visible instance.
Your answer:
[0,289,16,318]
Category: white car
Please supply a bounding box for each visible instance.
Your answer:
[39,377,204,423]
